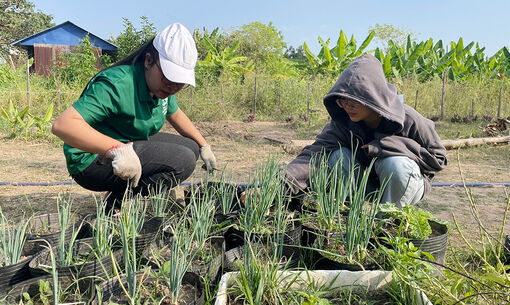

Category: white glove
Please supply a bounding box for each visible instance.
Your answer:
[106,142,142,187]
[200,144,217,171]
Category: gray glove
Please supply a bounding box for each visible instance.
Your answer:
[200,144,217,171]
[106,142,142,187]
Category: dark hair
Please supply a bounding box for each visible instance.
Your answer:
[110,38,158,67]
[80,38,158,96]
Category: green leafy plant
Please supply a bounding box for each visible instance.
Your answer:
[1,99,32,139]
[29,103,53,137]
[378,203,445,240]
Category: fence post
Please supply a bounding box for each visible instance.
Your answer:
[253,77,257,116]
[56,76,61,108]
[220,70,224,101]
[278,85,281,119]
[307,82,310,126]
[190,86,193,108]
[26,59,30,107]
[498,87,502,118]
[440,69,447,120]
[414,89,418,109]
[471,98,475,118]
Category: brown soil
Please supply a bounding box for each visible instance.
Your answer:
[1,120,509,252]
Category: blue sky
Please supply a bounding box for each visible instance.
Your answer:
[31,0,509,57]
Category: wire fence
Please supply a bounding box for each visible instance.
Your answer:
[1,72,509,122]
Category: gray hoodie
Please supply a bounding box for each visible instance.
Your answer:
[286,54,447,197]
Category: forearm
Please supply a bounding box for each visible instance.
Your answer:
[52,107,122,155]
[167,109,207,146]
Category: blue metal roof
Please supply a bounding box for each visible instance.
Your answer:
[11,21,117,51]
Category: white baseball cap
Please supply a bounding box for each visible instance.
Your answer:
[153,23,197,87]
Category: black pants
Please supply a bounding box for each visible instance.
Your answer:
[72,133,199,208]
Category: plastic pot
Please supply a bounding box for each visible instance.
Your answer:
[224,219,302,253]
[0,256,32,295]
[28,237,123,298]
[409,220,448,267]
[224,244,300,272]
[92,270,204,305]
[143,236,225,284]
[23,213,89,256]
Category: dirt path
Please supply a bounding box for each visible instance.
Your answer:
[1,120,509,249]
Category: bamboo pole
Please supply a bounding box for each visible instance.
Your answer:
[471,98,475,118]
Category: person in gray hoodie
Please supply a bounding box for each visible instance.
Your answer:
[286,54,447,208]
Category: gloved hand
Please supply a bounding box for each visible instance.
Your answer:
[106,142,142,187]
[200,144,217,171]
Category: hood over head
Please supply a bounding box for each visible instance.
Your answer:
[324,54,404,133]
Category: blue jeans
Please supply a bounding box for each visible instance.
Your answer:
[328,147,424,208]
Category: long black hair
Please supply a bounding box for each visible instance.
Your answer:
[80,38,158,96]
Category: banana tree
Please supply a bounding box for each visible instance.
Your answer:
[198,37,254,99]
[302,30,374,75]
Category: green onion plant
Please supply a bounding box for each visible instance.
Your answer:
[0,208,29,266]
[216,167,237,215]
[188,184,215,251]
[343,159,388,262]
[148,182,173,217]
[56,193,81,267]
[309,149,351,234]
[158,216,193,305]
[241,157,285,234]
[92,197,115,259]
[115,194,147,304]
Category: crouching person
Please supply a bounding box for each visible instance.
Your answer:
[286,54,447,208]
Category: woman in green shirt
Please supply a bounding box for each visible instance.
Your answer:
[52,23,216,211]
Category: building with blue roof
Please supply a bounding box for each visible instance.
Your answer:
[12,21,117,75]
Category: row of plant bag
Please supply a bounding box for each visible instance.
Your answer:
[0,193,194,304]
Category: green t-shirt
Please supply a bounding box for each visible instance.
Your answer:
[64,64,179,175]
